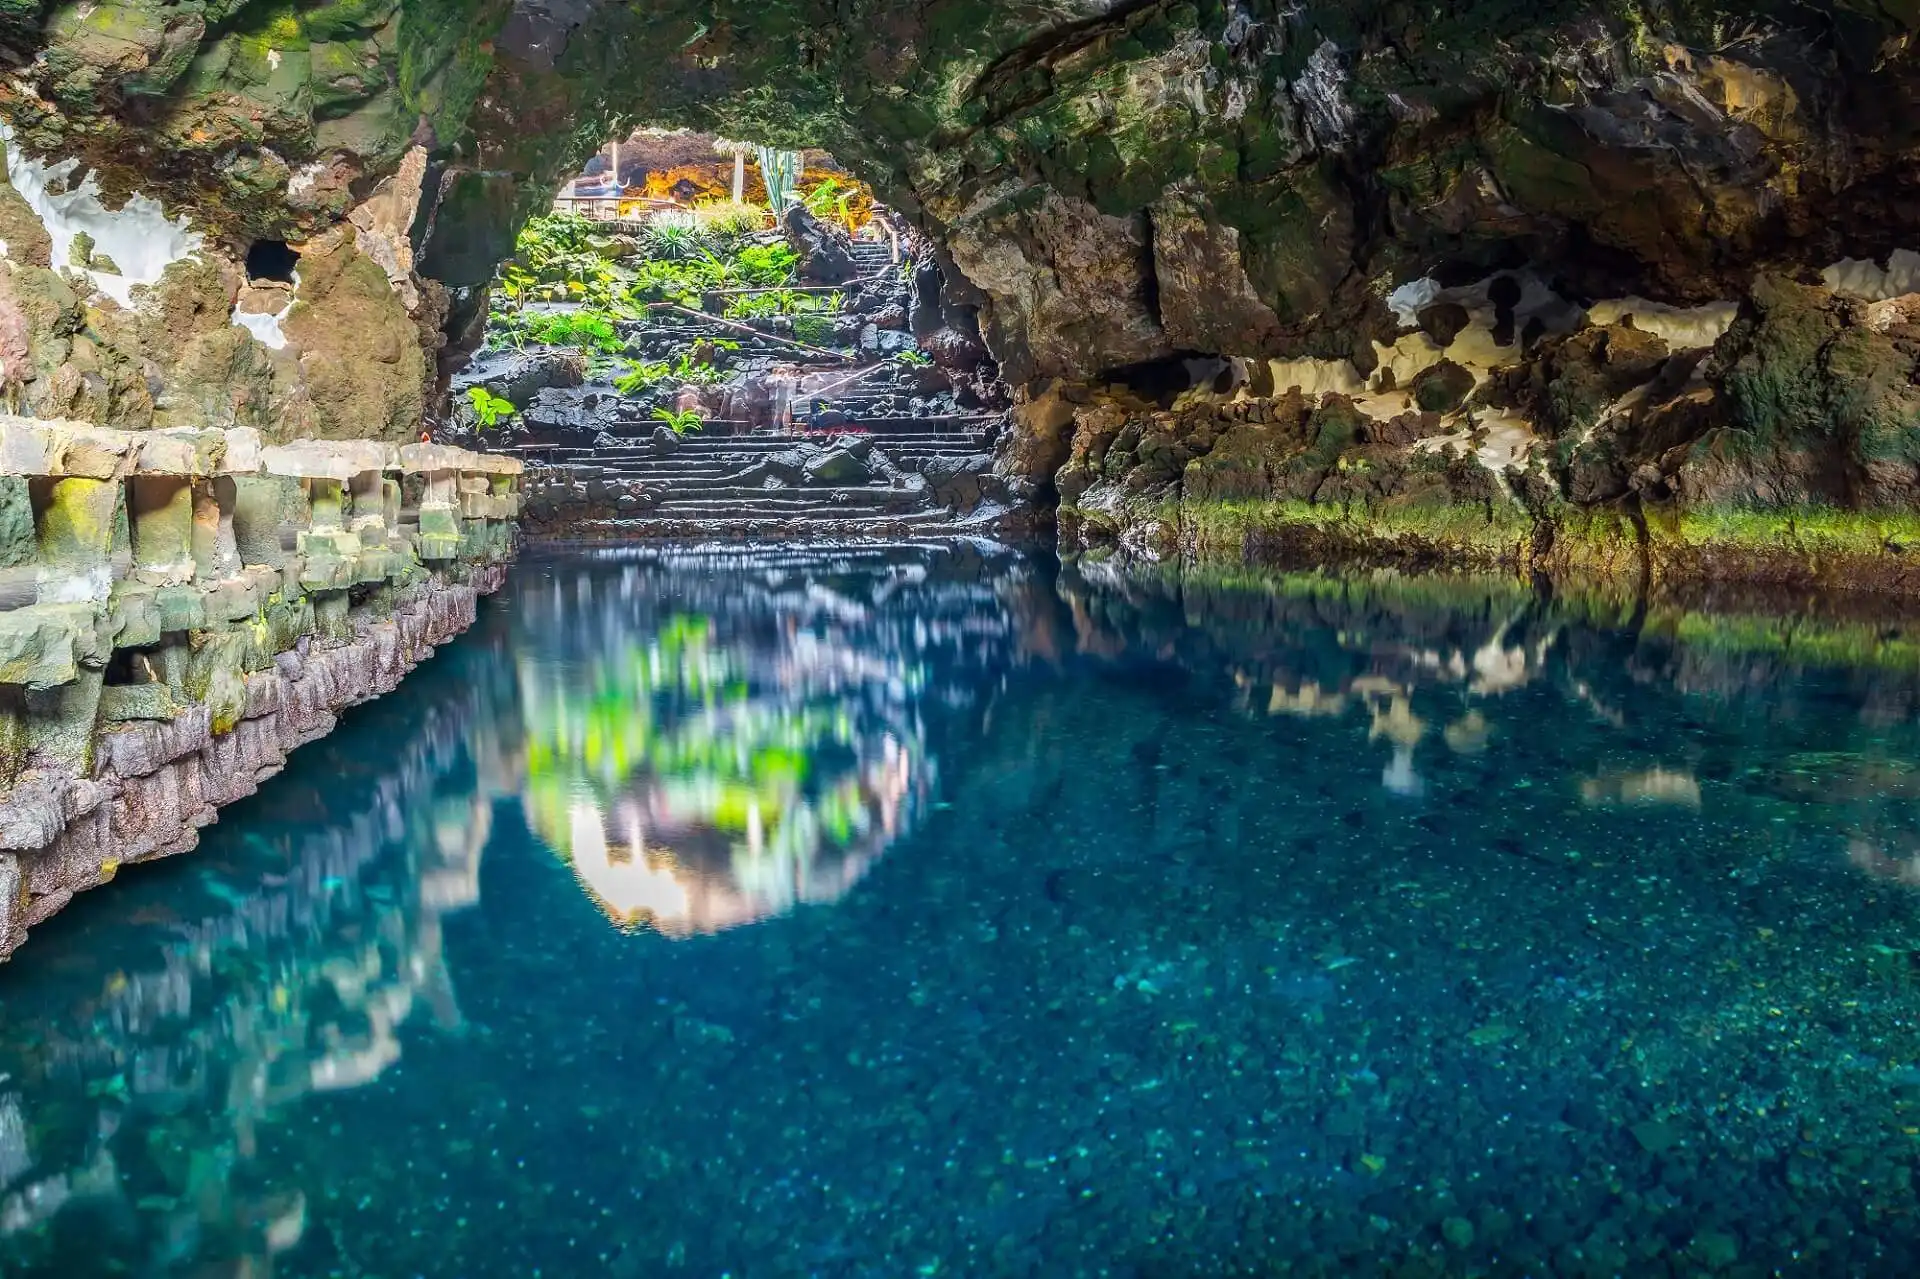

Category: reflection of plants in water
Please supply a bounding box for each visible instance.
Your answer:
[517,595,924,936]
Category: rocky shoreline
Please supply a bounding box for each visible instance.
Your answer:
[1040,269,1920,598]
[0,423,520,960]
[0,567,502,958]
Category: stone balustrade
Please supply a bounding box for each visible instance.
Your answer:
[0,416,522,958]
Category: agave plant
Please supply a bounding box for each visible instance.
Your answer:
[755,147,803,214]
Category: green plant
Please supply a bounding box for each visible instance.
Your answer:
[893,349,933,367]
[521,309,624,355]
[631,256,730,308]
[644,222,715,262]
[723,288,839,320]
[694,201,771,240]
[511,213,597,270]
[734,243,798,286]
[671,351,729,385]
[653,406,705,434]
[792,313,836,346]
[466,387,517,428]
[614,358,672,395]
[799,177,863,233]
[755,147,803,213]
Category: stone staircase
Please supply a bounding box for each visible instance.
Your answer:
[522,417,1005,538]
[506,236,1005,540]
[849,241,898,277]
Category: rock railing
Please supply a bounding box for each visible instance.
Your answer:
[0,417,521,958]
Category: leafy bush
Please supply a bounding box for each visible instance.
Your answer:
[734,243,798,287]
[671,351,729,386]
[798,176,865,233]
[695,201,772,240]
[892,349,933,367]
[630,257,729,308]
[512,213,598,270]
[466,387,517,428]
[520,309,623,355]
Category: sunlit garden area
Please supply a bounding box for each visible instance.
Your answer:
[445,130,1009,536]
[454,131,930,441]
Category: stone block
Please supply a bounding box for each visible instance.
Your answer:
[0,418,54,476]
[110,582,163,649]
[183,631,260,733]
[313,590,352,641]
[233,474,304,568]
[298,554,355,592]
[54,424,140,480]
[128,475,196,582]
[418,531,460,561]
[99,703,211,777]
[0,851,20,954]
[201,575,262,623]
[134,429,219,477]
[298,527,361,558]
[0,604,90,689]
[221,428,265,476]
[155,584,207,633]
[263,594,314,653]
[0,686,23,790]
[192,476,241,581]
[35,476,122,571]
[0,477,34,569]
[99,683,181,723]
[419,505,461,537]
[262,439,399,480]
[25,668,104,773]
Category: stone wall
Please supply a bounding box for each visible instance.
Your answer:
[0,419,521,959]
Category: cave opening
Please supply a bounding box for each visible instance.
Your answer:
[244,239,300,284]
[466,127,1010,537]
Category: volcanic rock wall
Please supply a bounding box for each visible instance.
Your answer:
[0,421,521,958]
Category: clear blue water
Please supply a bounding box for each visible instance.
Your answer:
[5,545,1920,1276]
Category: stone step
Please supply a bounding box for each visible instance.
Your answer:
[635,506,939,525]
[541,439,989,460]
[559,511,959,539]
[651,486,919,507]
[650,504,936,523]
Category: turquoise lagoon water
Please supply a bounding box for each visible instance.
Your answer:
[4,545,1920,1275]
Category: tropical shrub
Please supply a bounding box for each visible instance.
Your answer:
[734,243,798,287]
[723,288,838,320]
